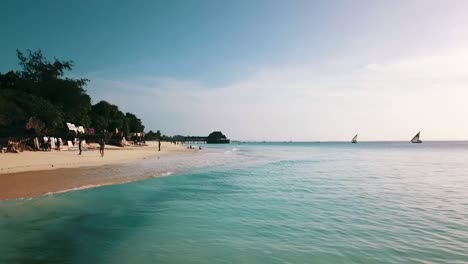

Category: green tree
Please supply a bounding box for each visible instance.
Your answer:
[145,130,162,140]
[16,50,92,127]
[0,50,145,140]
[125,112,145,133]
[0,50,92,136]
[91,100,126,133]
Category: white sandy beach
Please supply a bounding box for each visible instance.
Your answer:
[0,141,186,174]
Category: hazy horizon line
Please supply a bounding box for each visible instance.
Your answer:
[230,139,468,143]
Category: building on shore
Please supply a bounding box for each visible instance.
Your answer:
[206,131,230,144]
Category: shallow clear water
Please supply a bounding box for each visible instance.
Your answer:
[1,142,468,263]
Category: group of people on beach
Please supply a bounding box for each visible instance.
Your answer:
[187,145,202,150]
[77,137,105,157]
[0,138,29,153]
[0,135,107,157]
[41,136,62,151]
[1,135,164,157]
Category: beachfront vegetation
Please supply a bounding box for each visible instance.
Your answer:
[90,101,144,137]
[0,50,144,139]
[145,130,162,140]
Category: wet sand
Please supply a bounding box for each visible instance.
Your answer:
[0,142,198,200]
[0,158,178,200]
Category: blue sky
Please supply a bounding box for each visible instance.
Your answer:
[2,0,468,140]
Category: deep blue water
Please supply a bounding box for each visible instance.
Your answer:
[1,142,468,263]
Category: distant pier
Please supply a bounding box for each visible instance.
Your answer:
[182,131,230,144]
[182,136,209,144]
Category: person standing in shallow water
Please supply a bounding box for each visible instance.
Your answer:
[158,139,161,151]
[99,138,105,157]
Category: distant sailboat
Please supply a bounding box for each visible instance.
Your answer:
[411,131,422,143]
[351,134,358,143]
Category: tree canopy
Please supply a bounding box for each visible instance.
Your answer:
[0,50,145,139]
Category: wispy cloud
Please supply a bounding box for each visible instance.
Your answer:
[87,45,468,141]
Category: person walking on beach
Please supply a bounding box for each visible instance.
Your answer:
[99,138,105,157]
[158,139,161,151]
[78,137,82,155]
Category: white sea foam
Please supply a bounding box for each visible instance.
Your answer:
[44,184,108,195]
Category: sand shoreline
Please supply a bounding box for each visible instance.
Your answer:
[0,142,195,200]
[0,141,185,174]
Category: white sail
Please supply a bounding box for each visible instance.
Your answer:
[351,134,358,143]
[411,132,422,143]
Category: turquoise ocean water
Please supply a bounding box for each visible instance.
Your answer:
[1,142,468,263]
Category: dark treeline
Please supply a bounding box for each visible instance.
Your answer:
[145,130,185,142]
[0,50,144,141]
[145,130,187,142]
